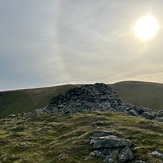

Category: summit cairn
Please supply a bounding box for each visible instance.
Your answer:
[46,83,123,113]
[44,83,159,121]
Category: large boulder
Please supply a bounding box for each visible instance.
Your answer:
[91,135,131,149]
[89,130,134,163]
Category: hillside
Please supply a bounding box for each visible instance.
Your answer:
[0,111,163,163]
[0,84,76,118]
[111,81,163,111]
[0,83,163,162]
[0,81,163,118]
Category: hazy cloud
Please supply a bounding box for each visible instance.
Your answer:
[0,0,163,90]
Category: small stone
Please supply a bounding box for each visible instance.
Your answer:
[151,151,163,158]
[128,109,139,116]
[118,146,133,162]
[90,150,102,157]
[142,112,155,120]
[135,160,146,163]
[84,155,92,161]
[91,130,114,138]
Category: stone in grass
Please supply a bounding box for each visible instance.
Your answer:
[151,151,163,159]
[90,130,114,138]
[118,146,133,162]
[135,160,146,163]
[91,135,131,149]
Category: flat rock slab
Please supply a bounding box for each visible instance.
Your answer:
[91,135,131,149]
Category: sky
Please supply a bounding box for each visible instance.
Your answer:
[1,0,163,91]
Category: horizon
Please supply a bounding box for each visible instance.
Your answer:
[1,0,163,91]
[0,80,163,92]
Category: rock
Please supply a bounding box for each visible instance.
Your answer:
[156,110,163,117]
[156,117,163,122]
[142,112,155,120]
[90,130,134,163]
[91,135,131,149]
[84,155,92,161]
[104,150,119,163]
[118,146,133,162]
[47,83,123,113]
[8,114,17,118]
[90,150,102,157]
[132,106,145,115]
[128,109,139,116]
[35,108,44,117]
[2,155,10,162]
[151,151,163,159]
[135,160,146,163]
[91,130,114,138]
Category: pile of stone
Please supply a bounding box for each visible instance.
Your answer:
[89,130,134,162]
[47,83,123,113]
[45,83,163,121]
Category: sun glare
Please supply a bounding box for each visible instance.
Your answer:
[134,15,159,41]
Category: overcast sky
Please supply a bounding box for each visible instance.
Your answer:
[1,0,163,91]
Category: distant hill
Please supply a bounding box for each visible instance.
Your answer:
[0,84,76,118]
[111,81,163,111]
[0,81,163,118]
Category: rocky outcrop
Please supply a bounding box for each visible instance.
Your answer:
[89,130,134,163]
[9,83,163,122]
[47,83,123,113]
[45,83,162,121]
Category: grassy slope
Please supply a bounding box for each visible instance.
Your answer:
[0,112,163,163]
[111,81,163,111]
[0,81,163,118]
[0,84,76,118]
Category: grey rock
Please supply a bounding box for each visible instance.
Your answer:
[135,160,146,163]
[156,111,163,117]
[104,150,119,163]
[118,146,133,162]
[128,109,139,116]
[90,150,102,157]
[151,151,163,158]
[142,112,155,120]
[155,117,163,122]
[47,83,123,113]
[91,135,131,149]
[91,130,114,138]
[132,107,145,115]
[84,155,92,161]
[35,108,44,117]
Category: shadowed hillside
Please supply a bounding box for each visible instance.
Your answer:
[0,81,163,118]
[111,81,163,111]
[0,84,76,118]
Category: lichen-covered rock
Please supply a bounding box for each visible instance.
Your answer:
[142,112,155,120]
[90,130,134,163]
[91,135,131,149]
[118,146,133,162]
[91,130,114,138]
[151,151,163,159]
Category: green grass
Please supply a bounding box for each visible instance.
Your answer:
[0,112,163,163]
[0,84,76,118]
[110,81,163,111]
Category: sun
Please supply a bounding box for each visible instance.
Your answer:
[134,15,159,41]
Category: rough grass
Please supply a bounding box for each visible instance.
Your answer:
[111,81,163,111]
[0,112,163,163]
[0,84,76,118]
